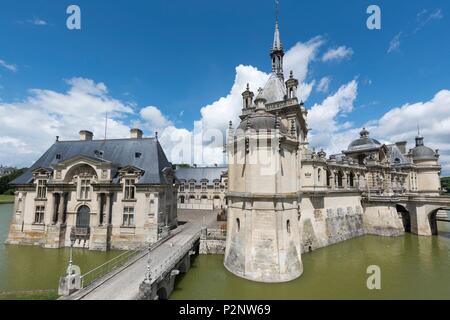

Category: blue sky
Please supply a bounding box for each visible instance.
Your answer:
[0,0,450,173]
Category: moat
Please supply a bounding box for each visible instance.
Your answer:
[1,204,450,300]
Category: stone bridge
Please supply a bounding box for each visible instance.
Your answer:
[61,212,215,300]
[363,194,450,236]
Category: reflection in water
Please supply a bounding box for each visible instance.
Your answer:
[0,204,121,298]
[172,222,450,300]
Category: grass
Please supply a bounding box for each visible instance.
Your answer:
[0,290,59,301]
[0,195,14,204]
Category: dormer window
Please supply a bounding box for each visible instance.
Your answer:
[124,178,136,200]
[201,181,208,191]
[94,150,104,158]
[180,182,185,192]
[36,179,47,200]
[214,181,220,190]
[135,152,142,159]
[189,181,195,192]
[56,154,62,160]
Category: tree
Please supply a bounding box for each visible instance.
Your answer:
[0,168,27,195]
[441,177,450,193]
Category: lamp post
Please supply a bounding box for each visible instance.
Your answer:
[144,243,152,284]
[68,232,76,275]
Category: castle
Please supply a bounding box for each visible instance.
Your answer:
[6,129,178,251]
[224,17,450,283]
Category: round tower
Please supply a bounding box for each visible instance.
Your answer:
[224,18,303,283]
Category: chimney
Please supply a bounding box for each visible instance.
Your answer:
[395,141,407,154]
[130,128,143,139]
[79,130,93,141]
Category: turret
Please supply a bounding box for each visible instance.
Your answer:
[286,71,299,99]
[242,83,254,109]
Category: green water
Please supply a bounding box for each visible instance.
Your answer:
[0,204,121,300]
[172,222,450,300]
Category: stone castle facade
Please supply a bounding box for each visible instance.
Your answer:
[6,129,178,251]
[224,18,450,283]
[176,166,228,211]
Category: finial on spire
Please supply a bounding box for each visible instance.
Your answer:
[246,83,250,91]
[275,0,280,23]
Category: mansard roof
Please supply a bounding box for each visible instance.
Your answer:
[175,166,227,183]
[10,138,172,186]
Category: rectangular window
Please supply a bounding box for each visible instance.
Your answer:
[34,206,45,224]
[79,179,91,200]
[214,181,220,190]
[180,183,185,192]
[123,207,135,227]
[36,180,47,199]
[124,179,136,200]
[201,181,207,191]
[189,182,195,192]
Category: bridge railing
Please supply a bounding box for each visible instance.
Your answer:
[150,230,202,284]
[77,226,192,291]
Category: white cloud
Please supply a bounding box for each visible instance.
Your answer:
[29,19,48,26]
[388,32,402,53]
[415,9,443,33]
[0,59,17,72]
[284,36,325,82]
[322,46,354,62]
[140,106,173,130]
[308,80,359,151]
[317,77,331,93]
[0,78,133,167]
[309,88,450,175]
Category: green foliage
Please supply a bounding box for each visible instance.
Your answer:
[442,177,450,193]
[0,168,27,195]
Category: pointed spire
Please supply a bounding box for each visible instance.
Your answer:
[270,1,284,80]
[272,19,283,52]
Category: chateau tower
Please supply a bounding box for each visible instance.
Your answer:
[224,13,304,283]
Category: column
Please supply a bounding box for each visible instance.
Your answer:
[57,192,66,225]
[51,193,58,225]
[104,193,112,226]
[98,193,104,226]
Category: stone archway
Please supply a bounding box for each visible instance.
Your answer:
[396,204,411,233]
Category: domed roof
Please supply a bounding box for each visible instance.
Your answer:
[411,136,436,160]
[237,109,289,134]
[347,128,381,152]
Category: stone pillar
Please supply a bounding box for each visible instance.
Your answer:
[98,193,104,226]
[104,193,112,226]
[57,193,66,225]
[50,193,58,225]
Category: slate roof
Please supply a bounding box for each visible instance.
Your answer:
[175,167,227,183]
[10,138,172,186]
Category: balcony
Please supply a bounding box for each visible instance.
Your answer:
[70,227,91,241]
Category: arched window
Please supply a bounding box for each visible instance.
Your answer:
[326,170,332,187]
[180,196,185,204]
[337,171,344,188]
[236,218,241,232]
[317,169,322,183]
[349,172,355,188]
